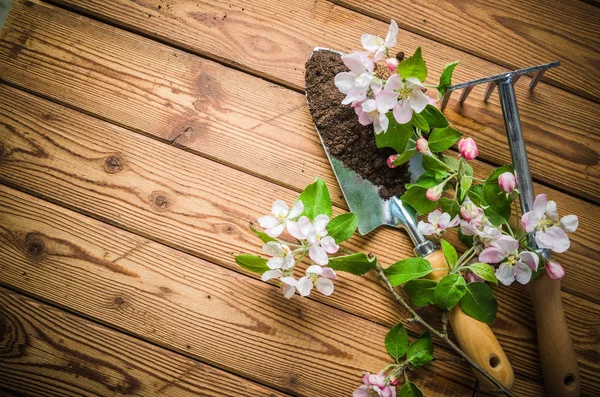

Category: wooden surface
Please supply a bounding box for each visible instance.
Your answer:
[0,0,598,395]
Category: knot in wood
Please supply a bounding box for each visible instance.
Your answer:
[0,307,29,358]
[103,154,124,173]
[24,233,45,258]
[150,191,170,211]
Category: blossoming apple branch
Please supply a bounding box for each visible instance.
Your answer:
[234,20,578,397]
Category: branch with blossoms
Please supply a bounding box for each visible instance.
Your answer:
[235,20,578,397]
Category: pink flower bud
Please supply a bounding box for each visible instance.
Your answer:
[389,378,399,386]
[498,171,517,192]
[386,57,399,71]
[466,271,484,283]
[426,184,443,201]
[546,260,565,280]
[387,154,399,168]
[458,137,478,160]
[416,138,431,155]
[460,197,480,221]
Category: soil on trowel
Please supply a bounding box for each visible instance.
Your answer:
[305,49,411,199]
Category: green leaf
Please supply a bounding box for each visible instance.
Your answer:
[397,47,428,82]
[399,381,423,397]
[392,149,416,166]
[467,263,498,286]
[407,331,434,368]
[440,239,458,269]
[326,213,357,244]
[482,165,514,224]
[385,322,409,360]
[427,126,462,152]
[250,225,277,243]
[408,173,439,189]
[235,255,270,274]
[442,154,460,172]
[298,178,332,221]
[420,104,448,128]
[434,274,467,310]
[437,61,459,95]
[384,258,433,287]
[459,175,472,201]
[327,253,376,275]
[404,279,437,306]
[411,111,429,131]
[400,186,439,216]
[439,197,460,217]
[422,155,448,181]
[375,114,413,153]
[460,282,498,325]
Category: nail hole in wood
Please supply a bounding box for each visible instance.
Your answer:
[103,154,124,173]
[563,374,575,389]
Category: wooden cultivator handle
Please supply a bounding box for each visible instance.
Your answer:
[529,273,580,397]
[425,250,514,390]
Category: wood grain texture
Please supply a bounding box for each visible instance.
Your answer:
[332,0,600,102]
[0,185,536,397]
[0,3,598,304]
[0,85,599,395]
[31,0,600,202]
[0,288,289,397]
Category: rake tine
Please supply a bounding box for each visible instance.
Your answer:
[440,91,452,111]
[483,81,497,101]
[459,85,474,104]
[529,69,546,90]
[511,74,521,85]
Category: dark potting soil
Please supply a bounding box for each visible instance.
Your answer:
[305,49,411,199]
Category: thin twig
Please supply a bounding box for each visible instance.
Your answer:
[374,262,516,397]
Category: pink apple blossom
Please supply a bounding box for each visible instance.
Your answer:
[361,20,398,62]
[261,271,298,299]
[458,137,478,160]
[262,241,294,270]
[521,194,578,253]
[498,172,517,193]
[258,199,304,237]
[383,74,430,124]
[296,265,337,297]
[545,260,565,280]
[387,154,399,168]
[297,215,339,265]
[417,209,459,237]
[386,57,399,71]
[354,371,396,397]
[479,236,539,285]
[425,184,443,201]
[335,52,375,105]
[359,90,399,134]
[415,137,431,155]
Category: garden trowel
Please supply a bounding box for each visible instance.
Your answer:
[305,48,514,391]
[442,63,580,397]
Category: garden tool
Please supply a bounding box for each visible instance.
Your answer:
[306,48,514,391]
[443,63,580,397]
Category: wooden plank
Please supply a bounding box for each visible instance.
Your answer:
[331,0,600,102]
[0,288,290,397]
[0,2,598,303]
[0,85,598,394]
[0,185,530,397]
[28,0,600,202]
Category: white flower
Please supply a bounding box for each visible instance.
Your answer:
[417,210,459,238]
[383,74,430,124]
[258,199,304,238]
[358,90,399,134]
[262,241,294,270]
[361,20,398,62]
[478,236,539,286]
[296,265,337,297]
[334,52,375,105]
[297,215,339,265]
[521,194,578,253]
[261,270,298,299]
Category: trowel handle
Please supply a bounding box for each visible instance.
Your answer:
[425,250,514,390]
[529,272,580,397]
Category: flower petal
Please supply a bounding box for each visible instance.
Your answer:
[309,245,329,265]
[298,216,314,238]
[546,260,565,280]
[353,385,371,397]
[342,88,367,105]
[546,200,559,221]
[478,247,506,264]
[560,215,578,233]
[514,262,533,285]
[533,194,547,221]
[296,276,313,297]
[392,100,413,124]
[360,34,379,52]
[272,199,289,217]
[282,252,295,270]
[262,241,282,257]
[320,236,339,254]
[334,72,356,94]
[286,221,305,240]
[409,89,430,113]
[361,99,377,113]
[313,214,330,233]
[376,90,399,113]
[267,257,284,270]
[417,221,435,236]
[261,269,282,282]
[342,51,370,73]
[306,265,324,275]
[374,112,388,134]
[315,277,334,296]
[281,283,296,299]
[355,72,374,89]
[280,276,297,287]
[385,19,398,48]
[536,227,570,253]
[384,74,403,92]
[520,210,537,233]
[321,267,337,280]
[258,215,279,228]
[495,263,515,286]
[495,235,519,255]
[518,251,539,271]
[264,224,284,238]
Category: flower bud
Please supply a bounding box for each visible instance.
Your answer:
[426,184,443,201]
[460,197,480,221]
[415,138,431,155]
[389,378,399,386]
[385,57,399,72]
[546,260,565,280]
[386,154,399,168]
[498,171,517,193]
[458,137,478,160]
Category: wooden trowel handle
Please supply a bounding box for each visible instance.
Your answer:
[529,272,580,397]
[425,250,514,390]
